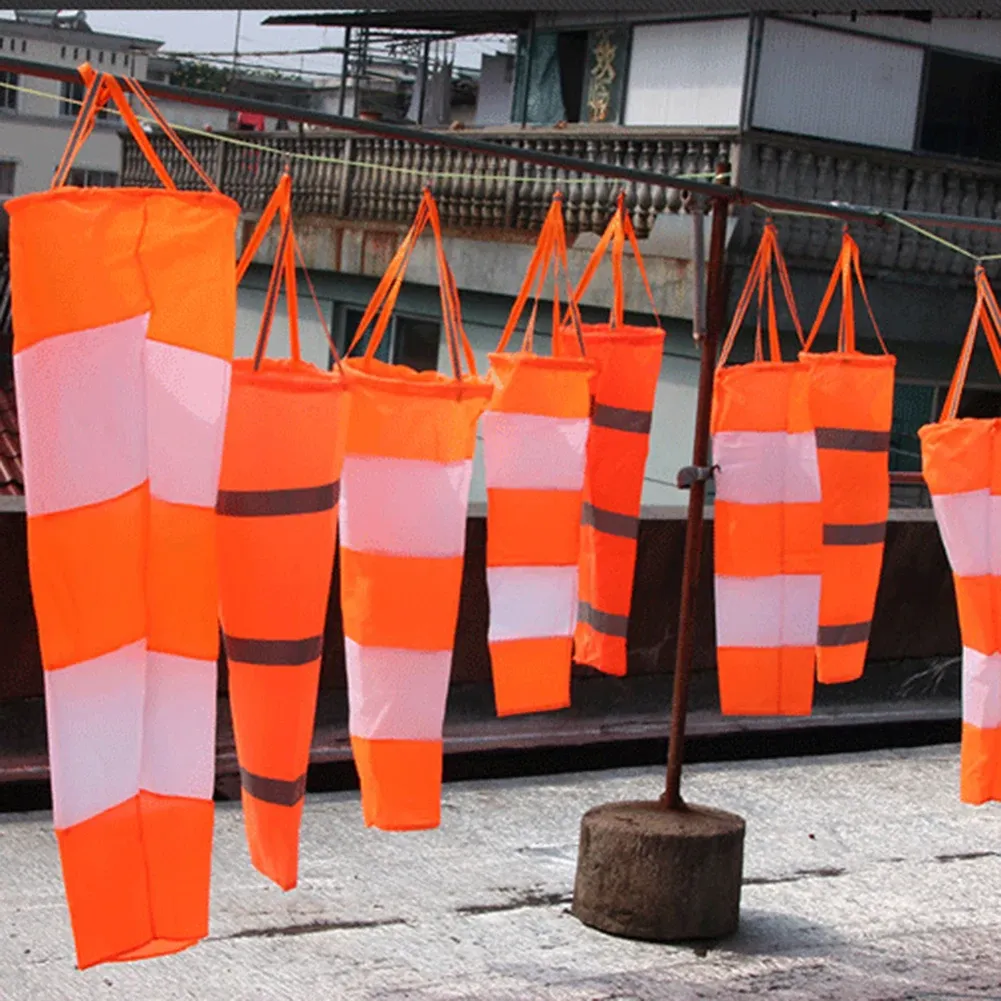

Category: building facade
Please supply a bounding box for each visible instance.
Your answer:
[0,11,160,198]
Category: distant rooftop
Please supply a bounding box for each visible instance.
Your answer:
[0,10,161,52]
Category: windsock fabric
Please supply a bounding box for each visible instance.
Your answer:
[801,232,895,684]
[340,192,493,831]
[921,269,1001,805]
[484,199,596,716]
[7,69,237,969]
[556,197,664,676]
[218,176,350,890]
[712,221,823,716]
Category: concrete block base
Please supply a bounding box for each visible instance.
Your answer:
[572,800,746,942]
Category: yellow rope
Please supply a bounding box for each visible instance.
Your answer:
[883,211,1001,264]
[0,78,727,187]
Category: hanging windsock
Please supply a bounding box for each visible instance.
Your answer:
[217,175,350,890]
[7,67,237,968]
[339,190,492,831]
[483,196,597,716]
[921,266,1001,805]
[801,230,895,684]
[713,221,823,716]
[555,194,665,677]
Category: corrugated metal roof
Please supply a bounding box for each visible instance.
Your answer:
[265,4,1001,20]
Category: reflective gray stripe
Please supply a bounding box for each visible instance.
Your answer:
[224,635,324,666]
[216,481,340,517]
[817,622,871,647]
[592,403,652,435]
[241,767,307,807]
[815,428,890,452]
[582,503,640,540]
[578,602,629,639]
[823,522,886,546]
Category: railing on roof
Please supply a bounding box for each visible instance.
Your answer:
[121,127,735,238]
[736,130,1001,275]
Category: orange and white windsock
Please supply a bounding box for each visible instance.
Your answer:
[921,267,1001,805]
[801,231,895,685]
[554,194,665,677]
[483,196,597,716]
[8,68,236,968]
[340,191,493,831]
[712,221,823,716]
[218,175,350,890]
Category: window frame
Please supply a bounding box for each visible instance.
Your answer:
[336,305,442,372]
[0,71,17,113]
[0,159,16,197]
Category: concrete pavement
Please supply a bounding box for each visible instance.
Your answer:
[1,745,1000,1000]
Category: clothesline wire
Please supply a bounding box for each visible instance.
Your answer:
[0,78,726,187]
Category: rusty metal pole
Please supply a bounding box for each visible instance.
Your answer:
[662,166,731,811]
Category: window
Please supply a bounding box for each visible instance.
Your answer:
[73,47,78,60]
[98,51,103,64]
[110,52,116,66]
[66,168,118,188]
[20,40,25,53]
[918,51,1001,162]
[0,161,15,196]
[889,383,936,474]
[0,72,17,112]
[60,81,108,119]
[339,308,441,372]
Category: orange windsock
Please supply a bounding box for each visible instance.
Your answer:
[483,197,597,716]
[339,191,492,831]
[555,194,665,677]
[801,231,896,684]
[217,176,350,890]
[920,267,1001,805]
[712,221,823,716]
[7,69,237,968]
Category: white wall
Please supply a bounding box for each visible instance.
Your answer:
[752,18,924,150]
[474,53,515,127]
[803,15,1001,62]
[624,18,749,128]
[0,113,122,195]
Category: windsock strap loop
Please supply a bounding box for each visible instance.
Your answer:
[571,192,660,330]
[344,190,478,381]
[718,220,804,368]
[803,230,888,356]
[496,195,586,358]
[52,65,195,192]
[941,267,1001,421]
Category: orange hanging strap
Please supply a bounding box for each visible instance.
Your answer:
[252,209,293,371]
[51,66,105,188]
[237,173,291,282]
[350,190,475,382]
[53,67,177,192]
[426,191,477,378]
[942,268,1001,421]
[346,197,429,358]
[804,230,888,355]
[280,191,301,363]
[571,193,660,330]
[496,199,560,354]
[718,220,800,368]
[124,76,220,193]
